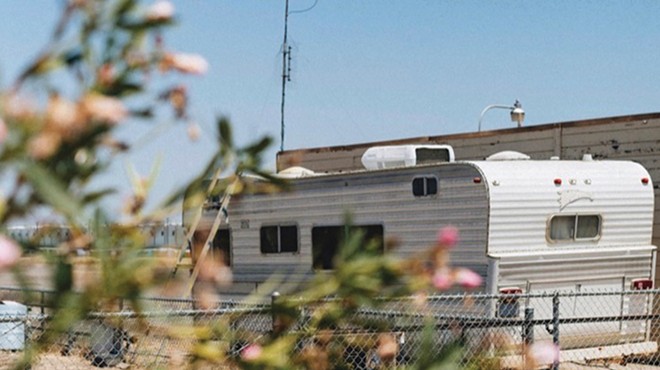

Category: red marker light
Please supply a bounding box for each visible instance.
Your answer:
[642,177,649,185]
[499,287,523,295]
[473,177,482,184]
[632,278,653,290]
[554,178,562,186]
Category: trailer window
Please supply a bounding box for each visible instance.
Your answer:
[549,215,601,242]
[412,177,437,197]
[312,225,384,270]
[260,225,298,254]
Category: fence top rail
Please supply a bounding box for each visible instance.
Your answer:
[2,286,659,304]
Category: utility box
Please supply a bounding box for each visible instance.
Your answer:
[0,301,27,351]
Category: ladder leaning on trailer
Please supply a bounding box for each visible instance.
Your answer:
[170,169,238,297]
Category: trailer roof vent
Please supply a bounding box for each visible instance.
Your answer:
[277,166,316,179]
[486,151,531,161]
[361,145,455,170]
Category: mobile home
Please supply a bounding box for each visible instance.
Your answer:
[187,148,656,298]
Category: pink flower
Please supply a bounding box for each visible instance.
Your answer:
[528,342,560,366]
[46,95,84,138]
[28,131,62,159]
[0,235,21,270]
[161,53,209,75]
[2,93,37,120]
[411,292,427,308]
[436,226,459,248]
[0,118,7,144]
[241,344,262,361]
[98,64,115,86]
[432,268,452,290]
[454,268,482,289]
[187,122,201,141]
[146,1,174,21]
[82,94,127,124]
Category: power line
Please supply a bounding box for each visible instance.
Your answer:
[289,0,318,15]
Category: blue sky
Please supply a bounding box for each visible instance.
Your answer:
[1,1,660,219]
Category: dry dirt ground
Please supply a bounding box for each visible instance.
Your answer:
[0,352,130,370]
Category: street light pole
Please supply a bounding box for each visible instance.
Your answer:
[478,100,525,132]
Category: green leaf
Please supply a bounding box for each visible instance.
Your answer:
[243,136,273,156]
[129,107,154,118]
[62,49,83,66]
[217,117,233,149]
[54,258,73,295]
[101,80,143,97]
[21,161,83,219]
[82,189,116,204]
[114,0,137,17]
[117,19,174,31]
[15,54,60,83]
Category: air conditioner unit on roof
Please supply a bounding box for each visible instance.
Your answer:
[361,145,455,170]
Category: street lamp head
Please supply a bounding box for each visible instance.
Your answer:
[509,99,525,127]
[478,99,526,132]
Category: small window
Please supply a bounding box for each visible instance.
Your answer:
[412,177,438,197]
[549,215,601,242]
[260,225,298,254]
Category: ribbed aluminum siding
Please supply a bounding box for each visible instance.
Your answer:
[476,160,655,290]
[201,164,489,281]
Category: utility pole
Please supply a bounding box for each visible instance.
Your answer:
[280,0,291,152]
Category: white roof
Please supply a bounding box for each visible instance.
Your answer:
[470,159,651,185]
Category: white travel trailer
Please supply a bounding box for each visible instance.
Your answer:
[186,148,656,297]
[185,147,657,356]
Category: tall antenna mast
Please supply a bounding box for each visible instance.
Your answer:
[279,0,318,152]
[280,0,291,152]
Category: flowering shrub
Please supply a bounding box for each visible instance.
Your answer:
[0,1,273,367]
[0,2,488,369]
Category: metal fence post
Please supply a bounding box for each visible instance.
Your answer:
[271,291,281,336]
[523,307,534,345]
[552,293,559,370]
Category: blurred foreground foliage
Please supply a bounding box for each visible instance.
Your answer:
[0,1,479,369]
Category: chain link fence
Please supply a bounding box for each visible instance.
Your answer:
[1,287,659,369]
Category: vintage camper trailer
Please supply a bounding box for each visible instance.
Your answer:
[184,146,657,356]
[186,147,656,298]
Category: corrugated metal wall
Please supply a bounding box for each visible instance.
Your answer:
[277,113,660,285]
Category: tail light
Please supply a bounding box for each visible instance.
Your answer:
[500,287,523,295]
[632,278,653,290]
